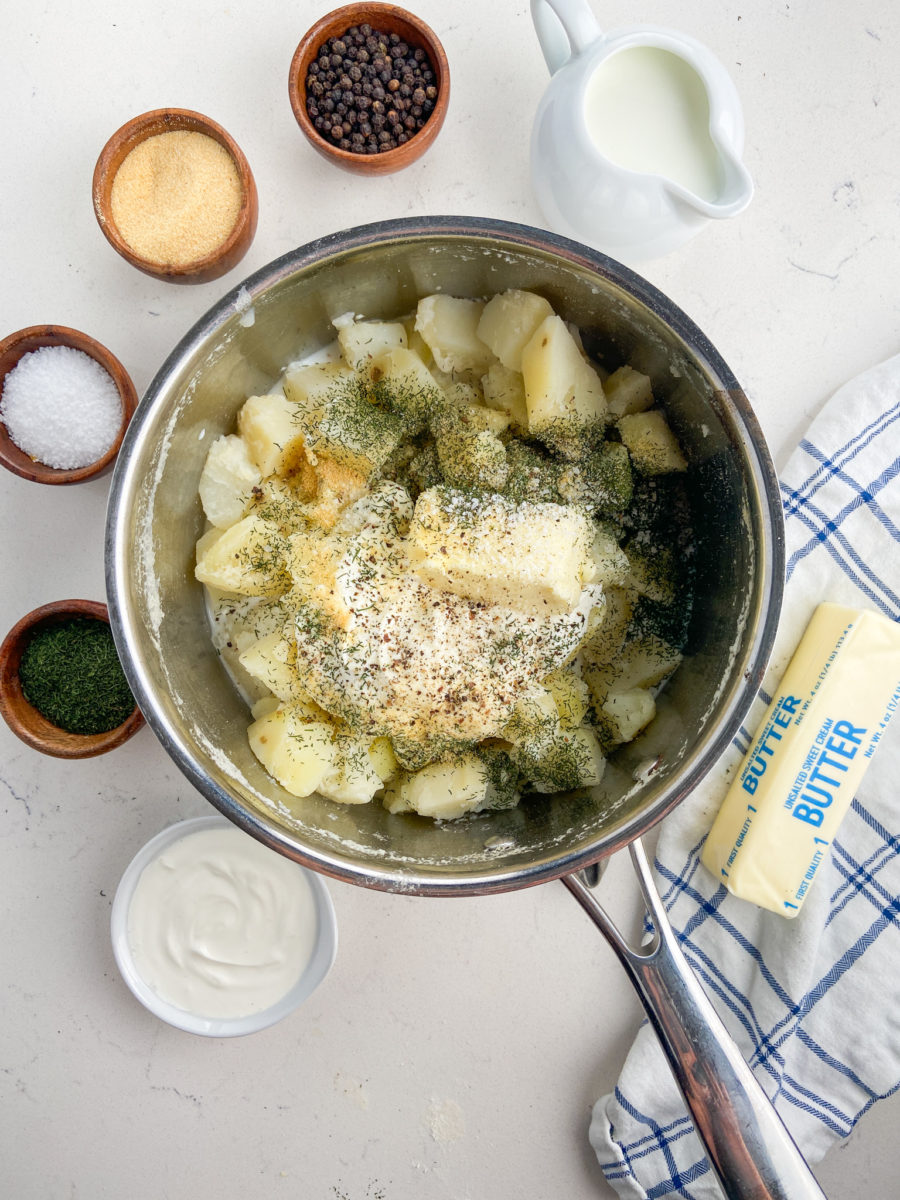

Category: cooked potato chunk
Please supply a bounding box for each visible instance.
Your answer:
[527,727,606,793]
[556,442,633,513]
[318,733,388,804]
[584,527,630,588]
[596,688,656,746]
[238,627,317,706]
[194,513,289,595]
[604,365,654,417]
[618,410,687,474]
[579,586,633,670]
[285,367,407,479]
[282,362,355,413]
[520,315,607,456]
[385,754,490,819]
[370,346,443,434]
[481,362,529,431]
[199,434,262,530]
[368,737,399,783]
[476,289,554,372]
[248,707,336,796]
[238,393,308,478]
[338,320,407,374]
[625,542,678,606]
[414,295,495,374]
[543,669,591,729]
[586,634,683,703]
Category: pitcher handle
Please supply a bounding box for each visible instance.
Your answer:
[562,840,827,1200]
[530,0,601,74]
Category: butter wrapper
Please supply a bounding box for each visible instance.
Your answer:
[702,603,900,916]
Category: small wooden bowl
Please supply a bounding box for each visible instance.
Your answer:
[289,4,450,176]
[0,325,137,485]
[0,600,144,759]
[93,108,259,284]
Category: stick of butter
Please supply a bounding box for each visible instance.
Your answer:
[702,603,900,916]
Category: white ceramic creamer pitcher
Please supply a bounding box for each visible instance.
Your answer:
[530,0,754,262]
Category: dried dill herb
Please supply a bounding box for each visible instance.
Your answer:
[18,617,135,735]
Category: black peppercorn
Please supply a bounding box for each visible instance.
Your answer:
[304,22,439,155]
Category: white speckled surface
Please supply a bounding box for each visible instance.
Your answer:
[2,2,898,1196]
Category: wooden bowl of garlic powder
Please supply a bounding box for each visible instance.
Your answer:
[92,108,258,283]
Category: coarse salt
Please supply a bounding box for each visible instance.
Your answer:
[0,345,122,469]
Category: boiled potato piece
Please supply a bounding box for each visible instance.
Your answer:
[580,585,633,671]
[368,737,399,783]
[430,369,486,411]
[543,669,591,730]
[238,627,317,706]
[586,635,683,702]
[585,527,630,588]
[556,442,633,513]
[338,320,407,374]
[196,524,224,564]
[206,589,293,658]
[604,365,654,418]
[370,346,443,434]
[520,315,607,455]
[283,362,355,414]
[285,362,406,479]
[502,687,564,762]
[618,410,687,474]
[195,513,289,595]
[402,318,434,367]
[408,487,595,612]
[448,400,510,436]
[435,425,509,492]
[625,542,678,606]
[387,754,490,819]
[597,688,656,746]
[319,733,387,804]
[481,362,529,431]
[476,289,554,372]
[250,694,281,720]
[307,389,405,480]
[414,295,496,374]
[248,707,336,796]
[238,393,308,478]
[527,726,606,793]
[199,434,262,530]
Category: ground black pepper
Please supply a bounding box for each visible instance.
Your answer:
[306,23,438,154]
[18,617,136,735]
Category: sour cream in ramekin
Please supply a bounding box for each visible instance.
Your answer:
[111,816,337,1036]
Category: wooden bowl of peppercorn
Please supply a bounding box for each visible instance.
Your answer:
[0,600,143,758]
[289,4,449,175]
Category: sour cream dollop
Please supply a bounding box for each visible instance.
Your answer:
[126,826,316,1020]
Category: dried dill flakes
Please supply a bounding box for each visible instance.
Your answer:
[18,617,135,735]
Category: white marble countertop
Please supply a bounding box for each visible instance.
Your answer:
[2,2,898,1196]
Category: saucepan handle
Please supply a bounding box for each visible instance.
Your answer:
[562,839,827,1200]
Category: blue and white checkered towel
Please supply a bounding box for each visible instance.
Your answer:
[590,353,900,1198]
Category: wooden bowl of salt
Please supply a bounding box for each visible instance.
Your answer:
[92,108,259,284]
[0,325,137,485]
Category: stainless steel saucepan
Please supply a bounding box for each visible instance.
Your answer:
[105,217,825,1199]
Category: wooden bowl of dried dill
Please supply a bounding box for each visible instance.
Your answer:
[0,600,143,758]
